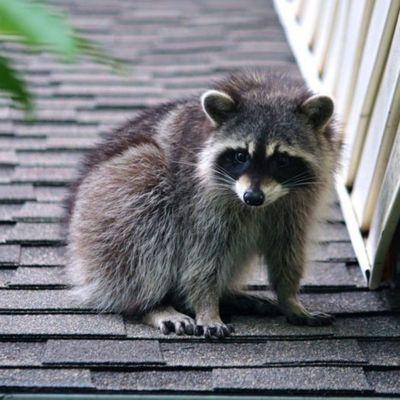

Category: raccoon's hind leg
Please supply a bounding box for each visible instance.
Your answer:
[221,291,281,316]
[263,214,334,327]
[143,306,198,336]
[68,142,175,315]
[265,252,334,327]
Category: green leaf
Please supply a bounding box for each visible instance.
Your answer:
[0,0,124,69]
[0,0,125,113]
[75,36,125,73]
[0,0,77,60]
[0,55,32,111]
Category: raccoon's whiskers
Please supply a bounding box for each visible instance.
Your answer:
[211,167,235,184]
[279,171,325,190]
[287,182,325,188]
[172,160,235,185]
[280,171,312,186]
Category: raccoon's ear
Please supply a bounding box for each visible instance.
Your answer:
[300,95,334,130]
[201,90,236,126]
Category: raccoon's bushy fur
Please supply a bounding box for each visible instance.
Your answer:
[66,71,340,338]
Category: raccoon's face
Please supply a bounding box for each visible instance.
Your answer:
[198,87,334,207]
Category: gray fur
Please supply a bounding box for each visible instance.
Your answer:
[66,71,341,338]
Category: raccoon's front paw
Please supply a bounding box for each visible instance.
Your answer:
[286,311,334,326]
[159,315,197,336]
[196,321,235,339]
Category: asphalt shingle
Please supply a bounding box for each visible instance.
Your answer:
[213,367,371,393]
[0,225,15,243]
[0,268,13,286]
[0,289,84,312]
[161,340,366,367]
[34,186,68,202]
[55,84,163,98]
[300,291,390,315]
[43,339,164,366]
[0,314,126,338]
[0,138,46,151]
[20,245,65,266]
[0,244,20,266]
[0,204,22,222]
[0,184,36,203]
[7,223,64,245]
[161,342,266,367]
[347,263,368,287]
[359,340,400,366]
[385,289,400,311]
[262,339,366,366]
[13,202,64,222]
[0,166,14,184]
[94,97,158,110]
[0,342,45,366]
[0,151,17,166]
[11,166,76,185]
[334,316,400,338]
[302,262,361,288]
[15,123,98,138]
[23,109,78,123]
[315,222,350,243]
[7,266,66,288]
[229,316,333,338]
[324,203,344,223]
[365,370,400,395]
[312,242,357,263]
[92,370,212,392]
[17,151,83,167]
[0,368,93,390]
[45,137,99,151]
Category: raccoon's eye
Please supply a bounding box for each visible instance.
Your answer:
[274,154,291,168]
[234,151,249,163]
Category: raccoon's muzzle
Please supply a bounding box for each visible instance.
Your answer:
[243,189,264,206]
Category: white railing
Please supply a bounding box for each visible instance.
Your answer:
[274,0,400,288]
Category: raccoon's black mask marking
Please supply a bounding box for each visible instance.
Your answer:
[216,148,249,181]
[216,147,315,189]
[269,153,315,187]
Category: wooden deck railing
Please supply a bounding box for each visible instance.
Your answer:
[274,0,400,288]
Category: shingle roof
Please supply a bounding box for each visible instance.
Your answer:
[0,0,399,396]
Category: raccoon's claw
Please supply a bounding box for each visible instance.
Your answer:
[160,321,173,335]
[183,321,195,335]
[159,316,197,335]
[194,325,203,336]
[286,311,334,326]
[197,323,234,339]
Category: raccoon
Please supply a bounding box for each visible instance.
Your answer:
[66,72,340,338]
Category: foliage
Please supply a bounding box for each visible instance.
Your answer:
[0,0,120,112]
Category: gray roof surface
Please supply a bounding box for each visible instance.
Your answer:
[0,0,399,396]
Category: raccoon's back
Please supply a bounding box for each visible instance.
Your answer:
[64,100,184,219]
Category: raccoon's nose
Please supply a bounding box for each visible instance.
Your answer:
[243,190,264,206]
